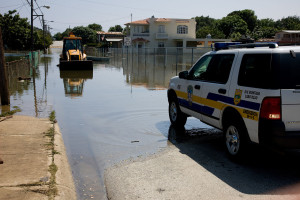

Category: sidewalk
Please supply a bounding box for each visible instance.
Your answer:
[0,115,76,200]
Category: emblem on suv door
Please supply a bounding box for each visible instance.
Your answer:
[234,89,243,105]
[187,85,193,106]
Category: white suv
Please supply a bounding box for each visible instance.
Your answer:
[168,43,300,159]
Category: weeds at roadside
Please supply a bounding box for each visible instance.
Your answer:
[44,110,59,199]
[48,163,58,198]
[49,111,56,123]
[0,106,21,117]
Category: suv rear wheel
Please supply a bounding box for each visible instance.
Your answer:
[224,117,248,160]
[169,98,187,127]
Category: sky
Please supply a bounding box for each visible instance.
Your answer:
[1,0,300,34]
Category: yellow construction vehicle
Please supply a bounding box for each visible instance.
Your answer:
[59,32,93,69]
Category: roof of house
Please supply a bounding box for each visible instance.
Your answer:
[96,31,123,35]
[125,19,149,25]
[277,30,300,34]
[155,18,171,22]
[125,18,174,25]
[125,18,194,26]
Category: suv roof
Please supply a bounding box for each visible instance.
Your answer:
[214,42,300,52]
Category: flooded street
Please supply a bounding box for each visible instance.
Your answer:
[2,48,211,199]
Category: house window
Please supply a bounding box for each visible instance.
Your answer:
[139,26,144,33]
[158,25,165,33]
[177,25,188,34]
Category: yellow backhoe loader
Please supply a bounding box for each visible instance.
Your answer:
[59,33,93,70]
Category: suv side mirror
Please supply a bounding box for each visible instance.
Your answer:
[179,71,189,79]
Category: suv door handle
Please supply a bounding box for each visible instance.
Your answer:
[218,88,226,94]
[194,85,201,90]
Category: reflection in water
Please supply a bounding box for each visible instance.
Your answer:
[108,47,209,90]
[1,54,53,117]
[59,70,93,98]
[121,54,191,89]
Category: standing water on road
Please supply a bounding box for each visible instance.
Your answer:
[1,48,211,199]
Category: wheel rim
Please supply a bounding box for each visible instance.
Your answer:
[226,125,240,155]
[170,102,177,122]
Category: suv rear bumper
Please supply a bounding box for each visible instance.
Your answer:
[259,119,300,149]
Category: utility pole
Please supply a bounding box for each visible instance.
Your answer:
[31,0,34,51]
[42,16,45,53]
[0,27,10,105]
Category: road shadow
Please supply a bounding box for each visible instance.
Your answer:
[160,123,300,195]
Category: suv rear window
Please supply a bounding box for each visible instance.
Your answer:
[238,52,300,89]
[238,54,276,89]
[273,52,300,89]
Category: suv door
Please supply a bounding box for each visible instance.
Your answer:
[199,53,236,128]
[178,54,214,120]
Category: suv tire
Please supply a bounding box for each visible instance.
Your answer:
[169,98,187,127]
[224,117,248,160]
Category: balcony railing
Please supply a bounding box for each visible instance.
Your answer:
[133,33,150,37]
[156,33,168,39]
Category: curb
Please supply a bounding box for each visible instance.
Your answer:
[53,122,77,200]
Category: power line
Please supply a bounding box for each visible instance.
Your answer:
[20,0,31,15]
[53,15,130,25]
[17,2,28,15]
[34,0,44,15]
[0,4,23,8]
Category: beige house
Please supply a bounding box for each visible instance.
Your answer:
[125,16,196,48]
[96,31,124,48]
[275,30,300,45]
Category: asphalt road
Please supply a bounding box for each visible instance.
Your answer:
[105,125,300,200]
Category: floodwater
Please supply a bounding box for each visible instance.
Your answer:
[1,48,211,199]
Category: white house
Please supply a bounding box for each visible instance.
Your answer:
[125,16,231,50]
[125,16,196,48]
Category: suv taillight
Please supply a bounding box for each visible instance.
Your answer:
[260,97,281,120]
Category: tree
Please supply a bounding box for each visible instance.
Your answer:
[53,28,72,40]
[194,16,216,30]
[72,26,96,44]
[196,25,225,39]
[88,23,102,31]
[276,16,300,30]
[123,26,130,35]
[0,10,53,50]
[108,25,123,32]
[53,32,63,40]
[217,15,248,39]
[228,9,257,32]
[0,10,31,50]
[253,18,279,39]
[33,28,52,50]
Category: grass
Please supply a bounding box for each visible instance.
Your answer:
[46,110,59,199]
[0,106,21,117]
[49,111,56,123]
[48,163,58,198]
